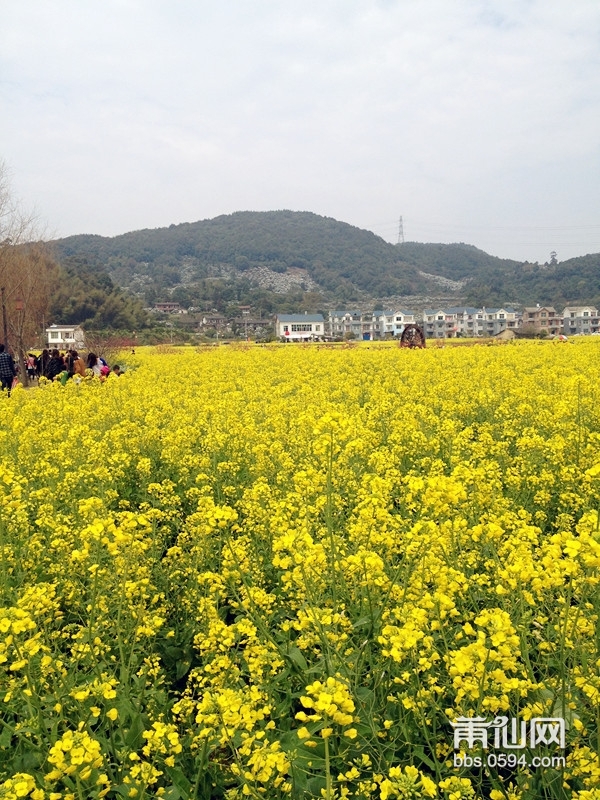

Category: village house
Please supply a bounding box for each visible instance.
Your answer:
[199,313,227,331]
[424,308,473,338]
[373,310,417,339]
[424,307,481,338]
[266,302,600,343]
[423,307,517,338]
[521,306,562,335]
[275,313,325,341]
[328,311,362,339]
[231,317,273,338]
[562,306,600,336]
[329,310,417,339]
[476,308,518,336]
[424,309,450,338]
[45,324,85,350]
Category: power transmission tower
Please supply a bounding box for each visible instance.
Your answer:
[397,216,404,245]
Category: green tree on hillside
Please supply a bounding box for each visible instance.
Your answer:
[49,256,148,330]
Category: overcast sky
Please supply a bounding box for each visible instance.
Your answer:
[1,0,599,263]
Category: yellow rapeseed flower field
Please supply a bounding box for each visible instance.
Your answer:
[0,340,599,799]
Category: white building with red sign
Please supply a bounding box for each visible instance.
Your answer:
[275,314,325,341]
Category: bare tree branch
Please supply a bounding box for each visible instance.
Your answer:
[0,160,58,383]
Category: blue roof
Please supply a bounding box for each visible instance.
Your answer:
[424,307,479,315]
[372,309,415,316]
[276,314,324,322]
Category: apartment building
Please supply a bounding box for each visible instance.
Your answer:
[329,310,417,340]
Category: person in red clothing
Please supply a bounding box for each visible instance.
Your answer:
[26,353,37,381]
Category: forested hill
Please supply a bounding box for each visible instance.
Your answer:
[52,211,600,311]
[461,253,600,308]
[55,211,430,301]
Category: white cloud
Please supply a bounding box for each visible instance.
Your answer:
[1,0,599,260]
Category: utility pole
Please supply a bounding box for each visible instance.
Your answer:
[397,216,405,245]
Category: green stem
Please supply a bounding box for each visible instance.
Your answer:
[192,737,209,799]
[326,430,337,607]
[323,734,332,800]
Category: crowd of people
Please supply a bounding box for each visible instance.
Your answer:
[0,346,122,394]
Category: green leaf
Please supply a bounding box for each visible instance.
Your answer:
[352,616,373,629]
[124,712,145,750]
[0,724,13,749]
[176,658,192,680]
[161,789,183,800]
[115,785,136,798]
[286,646,308,671]
[164,645,184,661]
[165,765,193,798]
[413,744,437,771]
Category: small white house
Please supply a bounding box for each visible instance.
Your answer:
[46,324,85,350]
[275,314,324,341]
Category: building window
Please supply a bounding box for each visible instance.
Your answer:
[291,323,313,332]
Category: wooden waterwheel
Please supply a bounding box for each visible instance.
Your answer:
[399,324,426,349]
